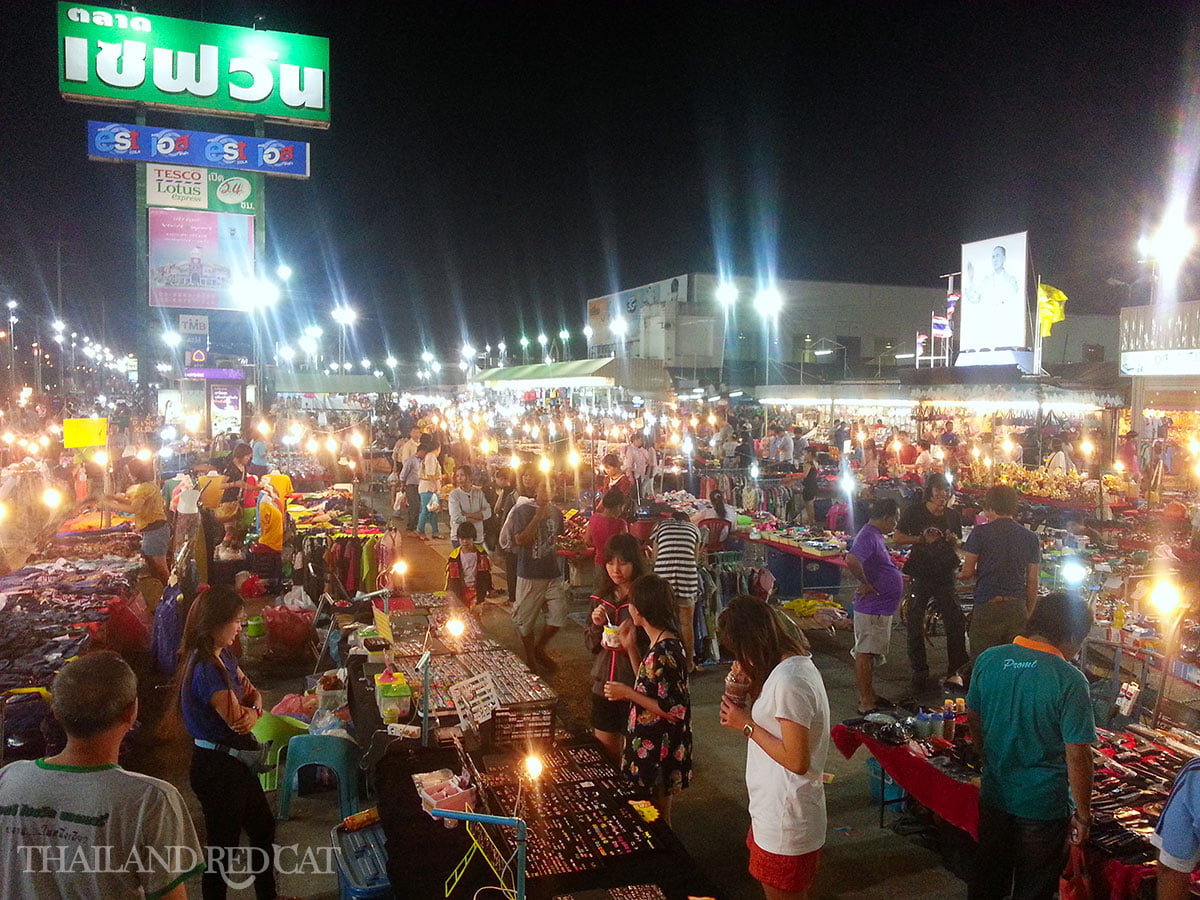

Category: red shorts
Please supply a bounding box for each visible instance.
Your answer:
[747,828,822,893]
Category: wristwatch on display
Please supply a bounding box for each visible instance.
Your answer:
[743,723,754,739]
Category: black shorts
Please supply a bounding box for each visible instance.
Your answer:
[591,693,631,733]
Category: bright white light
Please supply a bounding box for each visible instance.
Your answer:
[391,560,408,575]
[582,326,593,339]
[331,306,358,326]
[350,432,364,448]
[159,446,174,459]
[750,462,760,479]
[385,356,397,368]
[421,350,434,363]
[5,300,16,310]
[543,355,552,364]
[610,316,628,337]
[558,330,570,341]
[160,426,178,441]
[813,348,834,357]
[93,450,108,466]
[445,618,466,638]
[459,360,469,371]
[1151,581,1182,615]
[753,286,783,318]
[1061,561,1088,586]
[1139,223,1195,269]
[161,331,182,348]
[304,325,324,338]
[716,282,739,306]
[895,352,916,360]
[519,336,530,348]
[276,264,293,281]
[537,333,548,346]
[462,343,475,358]
[42,488,62,508]
[51,320,65,332]
[840,474,857,495]
[682,437,694,455]
[498,341,507,352]
[232,277,279,310]
[431,361,441,373]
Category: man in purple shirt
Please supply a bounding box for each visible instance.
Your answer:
[847,498,903,714]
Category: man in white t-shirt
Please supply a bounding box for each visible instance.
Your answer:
[0,652,203,899]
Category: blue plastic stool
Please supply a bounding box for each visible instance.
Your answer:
[276,734,362,821]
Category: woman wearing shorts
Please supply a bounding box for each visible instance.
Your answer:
[718,595,831,899]
[583,533,647,764]
[105,458,171,583]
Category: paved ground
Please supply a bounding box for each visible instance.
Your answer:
[130,508,968,899]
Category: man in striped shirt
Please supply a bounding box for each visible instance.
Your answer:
[651,511,702,668]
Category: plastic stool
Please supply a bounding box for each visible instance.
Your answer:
[276,734,362,821]
[251,713,309,792]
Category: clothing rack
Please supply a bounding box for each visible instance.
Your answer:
[694,547,773,664]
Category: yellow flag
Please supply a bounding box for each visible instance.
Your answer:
[1037,283,1067,338]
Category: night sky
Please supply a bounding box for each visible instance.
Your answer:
[0,1,1194,364]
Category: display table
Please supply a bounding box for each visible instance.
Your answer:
[749,537,846,594]
[831,724,980,838]
[349,658,725,899]
[832,724,1158,900]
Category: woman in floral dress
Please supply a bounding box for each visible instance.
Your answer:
[603,573,692,823]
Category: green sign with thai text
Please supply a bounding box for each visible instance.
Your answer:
[58,3,330,128]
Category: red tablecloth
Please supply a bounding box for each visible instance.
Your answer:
[754,539,850,568]
[831,723,980,838]
[832,724,1156,900]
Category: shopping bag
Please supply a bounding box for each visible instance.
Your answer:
[1058,845,1091,900]
[426,495,441,512]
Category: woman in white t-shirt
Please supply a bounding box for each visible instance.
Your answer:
[718,595,830,899]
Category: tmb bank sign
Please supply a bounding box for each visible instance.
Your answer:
[89,121,308,179]
[58,3,330,129]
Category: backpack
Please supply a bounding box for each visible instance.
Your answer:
[150,584,185,675]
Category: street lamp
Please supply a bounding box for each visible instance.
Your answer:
[1138,218,1196,304]
[536,334,548,361]
[161,331,182,349]
[278,345,296,365]
[276,263,293,281]
[754,286,783,385]
[812,338,849,379]
[331,306,357,368]
[519,335,530,362]
[716,282,739,307]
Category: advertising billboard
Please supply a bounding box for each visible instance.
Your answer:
[209,384,242,437]
[148,208,255,310]
[959,231,1029,353]
[145,164,260,214]
[586,275,689,342]
[90,121,309,179]
[59,4,330,128]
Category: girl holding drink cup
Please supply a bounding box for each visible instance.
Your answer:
[584,533,648,763]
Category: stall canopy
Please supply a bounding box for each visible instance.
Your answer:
[472,357,674,399]
[274,372,394,395]
[755,381,1123,414]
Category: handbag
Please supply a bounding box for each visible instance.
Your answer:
[1058,844,1091,900]
[216,500,242,522]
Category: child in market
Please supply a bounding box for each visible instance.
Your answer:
[603,573,692,824]
[445,522,492,610]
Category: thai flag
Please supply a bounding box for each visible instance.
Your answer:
[931,315,951,337]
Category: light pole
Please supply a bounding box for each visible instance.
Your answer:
[557,329,570,361]
[331,306,357,369]
[519,336,530,363]
[812,338,848,379]
[610,315,628,354]
[536,333,548,362]
[386,356,397,388]
[1138,219,1196,306]
[716,282,738,387]
[581,325,593,359]
[753,286,783,386]
[497,340,508,365]
[6,300,17,398]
